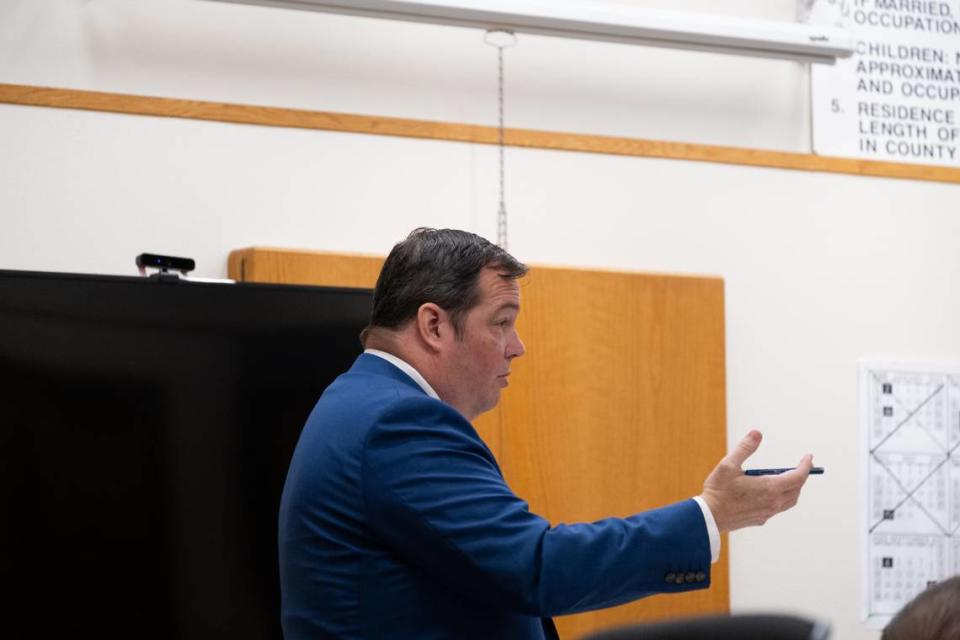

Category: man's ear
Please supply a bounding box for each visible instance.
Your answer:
[415,303,447,352]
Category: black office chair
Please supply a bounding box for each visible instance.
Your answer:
[581,613,831,640]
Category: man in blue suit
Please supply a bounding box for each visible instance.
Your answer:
[279,228,814,639]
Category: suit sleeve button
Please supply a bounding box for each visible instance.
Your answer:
[675,573,685,584]
[664,572,676,584]
[696,571,706,582]
[684,572,696,583]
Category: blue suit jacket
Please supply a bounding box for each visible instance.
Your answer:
[279,354,711,639]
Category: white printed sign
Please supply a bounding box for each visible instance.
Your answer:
[807,1,960,167]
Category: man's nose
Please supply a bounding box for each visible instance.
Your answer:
[508,331,525,359]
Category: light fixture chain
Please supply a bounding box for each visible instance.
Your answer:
[496,43,507,250]
[485,29,515,250]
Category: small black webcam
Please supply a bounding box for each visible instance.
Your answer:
[136,253,196,276]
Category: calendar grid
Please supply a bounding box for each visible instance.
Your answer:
[861,363,960,627]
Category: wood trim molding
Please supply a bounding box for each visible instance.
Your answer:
[3,82,960,184]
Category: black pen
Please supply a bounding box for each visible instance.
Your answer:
[744,467,824,476]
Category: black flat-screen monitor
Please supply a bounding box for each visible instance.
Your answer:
[0,269,372,638]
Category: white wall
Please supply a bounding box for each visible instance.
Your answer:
[2,1,960,638]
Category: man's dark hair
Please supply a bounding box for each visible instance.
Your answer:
[882,576,960,640]
[361,228,527,345]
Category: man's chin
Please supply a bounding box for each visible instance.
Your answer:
[471,393,502,419]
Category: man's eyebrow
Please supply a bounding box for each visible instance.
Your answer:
[495,302,520,313]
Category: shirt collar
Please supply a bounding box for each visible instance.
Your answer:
[364,349,440,400]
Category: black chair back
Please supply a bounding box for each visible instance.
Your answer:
[581,613,830,640]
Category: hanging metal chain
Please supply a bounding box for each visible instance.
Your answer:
[484,30,517,249]
[496,43,507,250]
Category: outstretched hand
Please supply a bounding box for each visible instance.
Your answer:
[700,430,813,533]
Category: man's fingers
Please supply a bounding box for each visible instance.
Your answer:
[774,454,815,491]
[782,454,814,481]
[724,430,763,468]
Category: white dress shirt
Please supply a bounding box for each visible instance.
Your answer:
[363,348,720,563]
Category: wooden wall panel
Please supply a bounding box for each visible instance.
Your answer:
[502,266,729,637]
[228,247,729,638]
[228,247,384,288]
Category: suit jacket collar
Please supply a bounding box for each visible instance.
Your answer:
[350,352,429,397]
